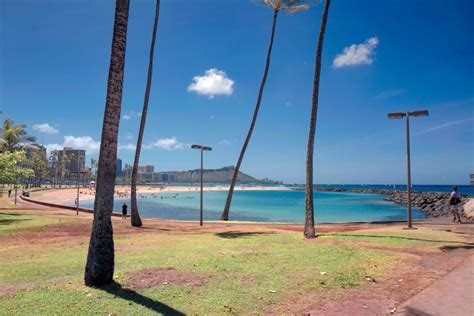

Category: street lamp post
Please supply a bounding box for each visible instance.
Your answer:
[75,156,80,215]
[388,110,429,229]
[191,144,212,226]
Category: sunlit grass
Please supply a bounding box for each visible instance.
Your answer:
[0,209,467,314]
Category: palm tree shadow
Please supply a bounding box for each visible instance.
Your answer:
[322,233,473,245]
[101,281,185,315]
[215,231,274,239]
[0,218,30,225]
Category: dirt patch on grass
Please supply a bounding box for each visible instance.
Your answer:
[268,245,473,315]
[125,268,208,290]
[0,284,34,296]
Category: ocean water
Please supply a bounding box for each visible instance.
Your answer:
[79,190,426,223]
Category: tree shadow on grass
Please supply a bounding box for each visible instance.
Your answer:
[399,306,433,316]
[0,218,31,225]
[439,244,474,251]
[0,212,26,216]
[321,233,473,245]
[215,231,274,239]
[101,281,185,315]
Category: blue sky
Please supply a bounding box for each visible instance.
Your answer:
[1,0,473,184]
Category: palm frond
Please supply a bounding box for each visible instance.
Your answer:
[282,4,309,13]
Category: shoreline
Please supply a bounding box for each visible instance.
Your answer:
[20,194,430,227]
[30,185,472,221]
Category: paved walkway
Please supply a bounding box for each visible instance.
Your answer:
[397,254,474,316]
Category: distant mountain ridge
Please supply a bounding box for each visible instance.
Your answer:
[158,166,281,184]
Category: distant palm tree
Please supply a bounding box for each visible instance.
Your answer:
[304,0,330,239]
[90,158,98,177]
[220,0,310,221]
[130,0,160,228]
[49,150,60,187]
[0,117,36,152]
[84,0,130,287]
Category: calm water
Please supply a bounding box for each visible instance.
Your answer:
[79,190,426,223]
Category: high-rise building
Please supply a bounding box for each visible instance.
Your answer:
[123,163,132,179]
[58,147,86,173]
[138,165,154,173]
[116,158,123,177]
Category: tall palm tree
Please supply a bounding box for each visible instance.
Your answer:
[130,0,160,228]
[220,0,309,221]
[304,0,330,239]
[0,118,36,152]
[84,0,130,287]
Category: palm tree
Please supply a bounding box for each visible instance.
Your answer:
[304,0,330,239]
[0,118,36,152]
[130,0,160,228]
[84,0,130,287]
[220,0,309,221]
[49,150,60,187]
[90,158,98,177]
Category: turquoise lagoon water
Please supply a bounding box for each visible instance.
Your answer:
[79,190,425,223]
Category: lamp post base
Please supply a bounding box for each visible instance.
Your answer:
[403,227,418,230]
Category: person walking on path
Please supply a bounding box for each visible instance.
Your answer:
[121,203,128,220]
[448,186,463,223]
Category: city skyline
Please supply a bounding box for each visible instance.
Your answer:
[2,0,473,184]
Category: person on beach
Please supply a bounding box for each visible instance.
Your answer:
[448,186,462,223]
[8,189,11,197]
[121,203,128,220]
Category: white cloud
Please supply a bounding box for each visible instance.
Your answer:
[33,123,58,134]
[45,143,63,154]
[118,143,136,151]
[218,139,231,145]
[122,111,141,120]
[333,36,379,68]
[64,136,101,152]
[125,132,133,140]
[187,68,234,98]
[45,136,137,155]
[147,137,184,150]
[45,136,100,155]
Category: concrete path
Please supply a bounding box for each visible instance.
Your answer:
[397,254,474,316]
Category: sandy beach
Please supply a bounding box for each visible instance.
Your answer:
[32,185,291,205]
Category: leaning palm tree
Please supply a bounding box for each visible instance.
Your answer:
[130,0,160,228]
[84,0,130,287]
[0,117,36,152]
[304,0,330,238]
[220,0,310,221]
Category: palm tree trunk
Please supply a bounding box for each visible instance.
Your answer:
[130,0,160,228]
[304,0,330,239]
[220,9,279,221]
[84,0,130,287]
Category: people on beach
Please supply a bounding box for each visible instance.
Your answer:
[121,203,128,220]
[448,186,462,223]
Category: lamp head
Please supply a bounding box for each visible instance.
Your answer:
[387,112,405,119]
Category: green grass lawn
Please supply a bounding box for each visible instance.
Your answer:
[319,226,468,250]
[0,209,467,315]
